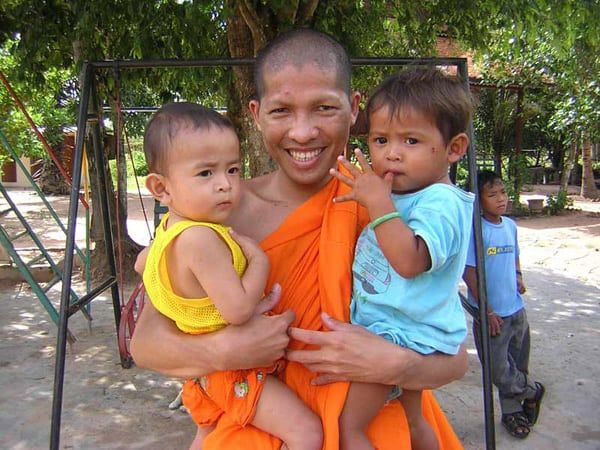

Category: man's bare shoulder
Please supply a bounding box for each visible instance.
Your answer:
[233,173,290,240]
[243,173,275,200]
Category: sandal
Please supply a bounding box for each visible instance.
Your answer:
[502,412,531,439]
[523,381,545,425]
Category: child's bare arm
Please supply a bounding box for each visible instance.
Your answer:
[134,246,150,275]
[516,257,526,294]
[228,229,271,307]
[462,266,479,302]
[463,265,503,336]
[330,149,431,277]
[179,227,269,325]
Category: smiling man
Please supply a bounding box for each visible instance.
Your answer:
[131,29,467,449]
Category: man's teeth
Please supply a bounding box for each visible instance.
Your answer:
[289,149,322,162]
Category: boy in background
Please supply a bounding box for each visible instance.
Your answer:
[463,170,545,439]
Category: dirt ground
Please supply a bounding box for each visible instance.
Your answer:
[0,185,599,450]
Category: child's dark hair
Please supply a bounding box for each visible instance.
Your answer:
[477,170,503,195]
[366,67,473,144]
[144,102,235,173]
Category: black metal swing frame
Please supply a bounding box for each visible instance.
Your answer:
[51,56,496,450]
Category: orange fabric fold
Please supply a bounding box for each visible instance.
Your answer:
[202,176,463,450]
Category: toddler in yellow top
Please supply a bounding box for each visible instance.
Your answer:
[142,102,322,450]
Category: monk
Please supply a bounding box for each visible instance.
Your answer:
[131,28,468,449]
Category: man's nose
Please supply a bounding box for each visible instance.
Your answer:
[288,113,318,143]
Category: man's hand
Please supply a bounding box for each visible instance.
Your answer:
[287,312,468,390]
[287,312,402,386]
[130,283,294,377]
[488,312,503,337]
[329,149,393,209]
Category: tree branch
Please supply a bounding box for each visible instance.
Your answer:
[237,0,267,54]
[297,0,320,25]
[284,0,300,24]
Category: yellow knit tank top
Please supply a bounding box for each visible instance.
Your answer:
[143,213,247,334]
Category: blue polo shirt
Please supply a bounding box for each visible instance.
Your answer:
[465,216,524,317]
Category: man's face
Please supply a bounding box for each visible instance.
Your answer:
[249,63,360,190]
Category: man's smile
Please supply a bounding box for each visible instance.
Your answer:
[287,148,324,163]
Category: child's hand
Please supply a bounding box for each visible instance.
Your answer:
[487,312,503,336]
[229,229,269,267]
[329,148,393,209]
[517,274,526,294]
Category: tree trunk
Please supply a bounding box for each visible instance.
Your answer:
[493,144,503,179]
[109,95,130,244]
[513,87,524,202]
[560,138,578,194]
[226,1,275,177]
[581,138,599,199]
[37,144,70,195]
[72,39,142,282]
[87,109,141,284]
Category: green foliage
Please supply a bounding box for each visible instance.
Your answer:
[129,150,148,177]
[0,39,75,160]
[108,151,147,190]
[455,161,470,190]
[546,189,573,215]
[477,1,600,144]
[504,153,532,184]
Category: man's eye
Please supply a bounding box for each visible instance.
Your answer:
[270,108,287,114]
[228,167,240,175]
[405,138,418,145]
[373,137,387,145]
[197,170,212,177]
[318,105,335,111]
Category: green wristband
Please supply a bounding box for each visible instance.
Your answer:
[369,211,401,230]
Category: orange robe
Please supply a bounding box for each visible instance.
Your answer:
[198,176,463,449]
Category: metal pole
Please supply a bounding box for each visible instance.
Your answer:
[459,60,496,450]
[89,72,127,366]
[49,62,92,450]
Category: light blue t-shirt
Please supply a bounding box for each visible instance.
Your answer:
[465,216,524,317]
[350,183,474,355]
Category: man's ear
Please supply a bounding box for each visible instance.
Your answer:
[248,99,262,131]
[145,173,170,204]
[349,91,361,125]
[447,133,469,163]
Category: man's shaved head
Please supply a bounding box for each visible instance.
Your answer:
[254,28,351,99]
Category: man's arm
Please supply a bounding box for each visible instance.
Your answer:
[287,313,467,390]
[130,286,294,379]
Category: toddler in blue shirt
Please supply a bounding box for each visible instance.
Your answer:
[331,68,474,450]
